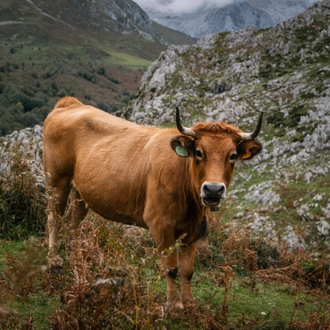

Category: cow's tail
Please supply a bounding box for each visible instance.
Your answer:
[54,96,83,110]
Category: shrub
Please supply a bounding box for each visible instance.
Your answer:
[20,96,44,113]
[97,67,106,76]
[0,143,46,239]
[109,76,120,84]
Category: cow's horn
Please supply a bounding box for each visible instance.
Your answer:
[176,107,196,137]
[240,112,263,140]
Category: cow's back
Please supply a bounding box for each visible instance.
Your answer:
[43,97,150,172]
[43,97,165,227]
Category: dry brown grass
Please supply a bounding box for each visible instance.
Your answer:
[0,210,329,329]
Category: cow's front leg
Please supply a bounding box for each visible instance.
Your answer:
[178,240,199,305]
[163,251,182,309]
[150,226,183,309]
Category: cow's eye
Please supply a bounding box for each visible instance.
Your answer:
[195,149,203,159]
[229,153,238,161]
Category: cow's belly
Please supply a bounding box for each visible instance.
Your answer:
[73,172,147,229]
[89,204,148,229]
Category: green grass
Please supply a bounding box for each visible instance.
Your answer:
[0,42,150,72]
[7,292,61,329]
[104,50,151,70]
[0,240,27,269]
[0,239,59,329]
[154,271,327,328]
[226,281,318,324]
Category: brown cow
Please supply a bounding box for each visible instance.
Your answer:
[43,96,262,309]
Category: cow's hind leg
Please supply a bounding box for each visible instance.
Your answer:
[66,186,89,232]
[46,177,71,268]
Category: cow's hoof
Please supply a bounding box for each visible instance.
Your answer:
[174,301,184,310]
[166,301,184,311]
[47,255,63,269]
[183,299,198,308]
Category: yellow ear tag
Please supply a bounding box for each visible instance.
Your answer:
[242,151,252,160]
[175,145,188,157]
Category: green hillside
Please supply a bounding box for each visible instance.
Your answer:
[0,0,167,135]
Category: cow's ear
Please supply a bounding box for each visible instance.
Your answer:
[170,136,195,157]
[237,139,262,161]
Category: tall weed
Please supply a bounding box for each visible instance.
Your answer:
[0,142,46,239]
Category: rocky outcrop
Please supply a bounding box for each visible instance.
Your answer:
[0,126,44,187]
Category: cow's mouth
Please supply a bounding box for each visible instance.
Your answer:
[202,197,221,207]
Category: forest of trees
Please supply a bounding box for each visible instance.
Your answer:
[0,62,134,136]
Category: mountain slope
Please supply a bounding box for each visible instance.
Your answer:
[0,0,193,135]
[142,0,318,38]
[122,0,330,253]
[12,0,163,42]
[151,20,197,46]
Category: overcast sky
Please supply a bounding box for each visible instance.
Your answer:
[133,0,318,13]
[133,0,239,13]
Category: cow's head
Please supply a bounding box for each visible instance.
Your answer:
[171,107,263,209]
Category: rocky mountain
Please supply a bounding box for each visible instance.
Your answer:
[1,0,330,256]
[140,0,318,38]
[2,0,194,45]
[121,0,330,253]
[5,0,160,42]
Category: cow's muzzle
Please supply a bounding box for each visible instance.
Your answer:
[201,182,226,207]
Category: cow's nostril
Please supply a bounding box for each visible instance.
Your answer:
[202,183,225,198]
